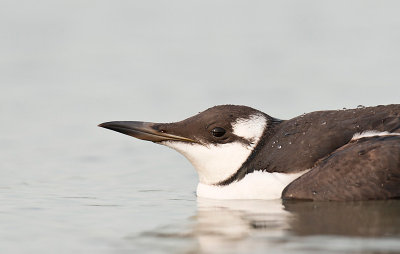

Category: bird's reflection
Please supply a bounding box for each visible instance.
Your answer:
[283,199,400,237]
[195,198,289,238]
[135,199,400,253]
[195,198,400,237]
[193,198,290,252]
[193,198,400,252]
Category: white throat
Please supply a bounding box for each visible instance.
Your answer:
[162,114,267,185]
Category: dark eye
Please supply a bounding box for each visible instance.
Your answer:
[211,127,226,137]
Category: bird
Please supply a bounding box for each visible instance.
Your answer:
[99,104,400,201]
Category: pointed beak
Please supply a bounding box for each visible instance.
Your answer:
[98,121,197,143]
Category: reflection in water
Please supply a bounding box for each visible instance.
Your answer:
[196,198,289,236]
[284,200,400,237]
[194,198,290,253]
[137,199,400,253]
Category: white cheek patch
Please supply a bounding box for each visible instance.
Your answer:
[162,141,253,185]
[232,114,267,147]
[351,130,400,141]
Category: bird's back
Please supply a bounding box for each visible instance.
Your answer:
[244,104,400,175]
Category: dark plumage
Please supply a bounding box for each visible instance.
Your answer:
[238,105,400,175]
[100,104,400,201]
[250,104,400,201]
[282,135,400,201]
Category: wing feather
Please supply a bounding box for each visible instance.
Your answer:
[282,135,400,201]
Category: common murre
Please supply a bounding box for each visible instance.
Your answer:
[99,104,400,201]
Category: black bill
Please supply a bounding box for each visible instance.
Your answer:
[98,121,196,143]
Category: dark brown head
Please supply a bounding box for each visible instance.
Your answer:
[99,105,272,185]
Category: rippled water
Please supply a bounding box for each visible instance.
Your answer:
[2,1,400,253]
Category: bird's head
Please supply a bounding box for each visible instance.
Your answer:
[99,105,273,185]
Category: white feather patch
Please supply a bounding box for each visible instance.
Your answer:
[351,130,400,141]
[196,170,308,200]
[232,114,267,147]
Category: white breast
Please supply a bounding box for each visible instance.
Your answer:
[196,170,308,200]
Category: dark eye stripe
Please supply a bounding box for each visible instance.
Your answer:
[211,127,226,137]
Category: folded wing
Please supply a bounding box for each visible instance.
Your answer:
[282,135,400,201]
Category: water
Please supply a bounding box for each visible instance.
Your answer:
[1,1,400,253]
